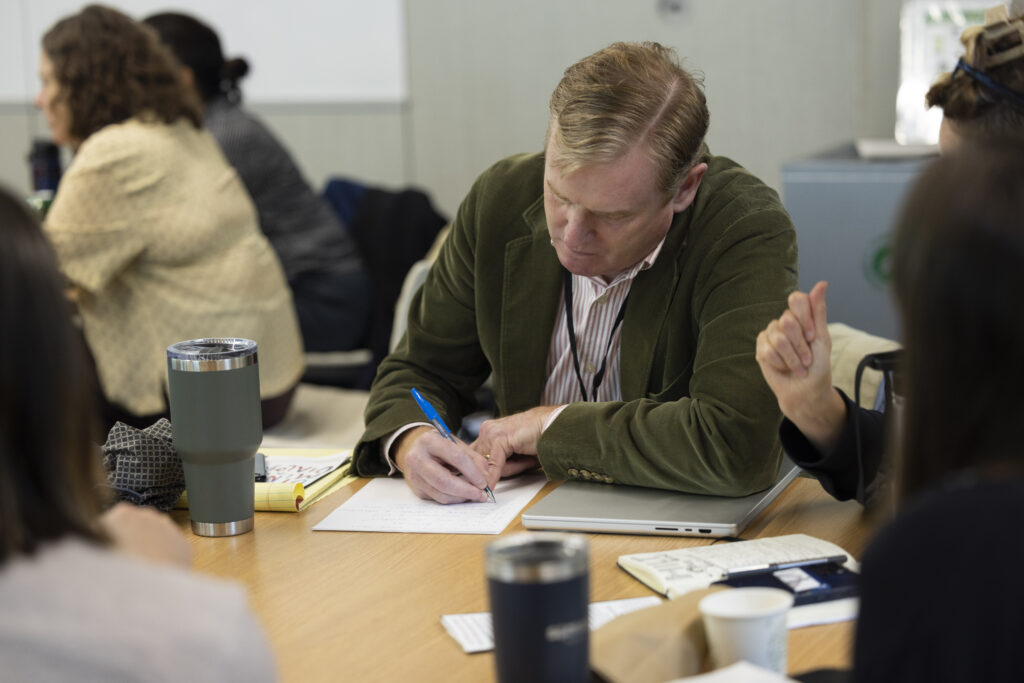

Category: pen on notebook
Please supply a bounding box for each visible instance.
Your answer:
[411,387,496,503]
[724,554,847,579]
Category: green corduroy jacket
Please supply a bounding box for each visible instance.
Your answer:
[354,150,798,496]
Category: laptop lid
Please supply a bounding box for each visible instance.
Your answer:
[521,458,800,538]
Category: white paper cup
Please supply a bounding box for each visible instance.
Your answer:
[699,587,794,673]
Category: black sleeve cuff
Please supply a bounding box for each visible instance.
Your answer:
[779,389,885,503]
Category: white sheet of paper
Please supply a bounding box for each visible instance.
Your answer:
[313,473,547,534]
[440,596,662,654]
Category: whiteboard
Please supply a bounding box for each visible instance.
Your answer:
[2,0,407,103]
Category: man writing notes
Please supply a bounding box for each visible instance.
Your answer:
[353,42,797,504]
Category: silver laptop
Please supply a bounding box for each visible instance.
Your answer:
[521,457,800,538]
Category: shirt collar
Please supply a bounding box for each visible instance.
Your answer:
[583,235,667,290]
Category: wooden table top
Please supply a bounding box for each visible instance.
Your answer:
[174,474,873,682]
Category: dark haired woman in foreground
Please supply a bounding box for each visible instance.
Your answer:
[850,141,1024,681]
[0,187,274,680]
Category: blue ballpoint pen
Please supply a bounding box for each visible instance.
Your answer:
[411,388,496,503]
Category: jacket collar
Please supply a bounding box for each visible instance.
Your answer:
[498,196,689,408]
[497,196,563,411]
[619,208,688,398]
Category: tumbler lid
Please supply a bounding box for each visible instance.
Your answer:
[486,532,589,584]
[167,338,257,372]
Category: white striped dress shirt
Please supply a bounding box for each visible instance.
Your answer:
[541,238,666,408]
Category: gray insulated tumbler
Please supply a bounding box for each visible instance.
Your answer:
[167,338,262,537]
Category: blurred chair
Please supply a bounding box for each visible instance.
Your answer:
[272,253,438,451]
[301,348,375,388]
[308,178,447,389]
[828,322,901,408]
[389,258,433,352]
[261,382,370,450]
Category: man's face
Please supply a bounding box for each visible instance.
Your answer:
[544,134,702,281]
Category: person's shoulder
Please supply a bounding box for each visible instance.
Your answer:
[1,537,255,626]
[465,151,544,212]
[84,116,184,144]
[864,477,1024,572]
[891,476,1024,528]
[54,120,162,201]
[71,119,148,164]
[0,538,272,680]
[15,536,248,599]
[701,152,770,191]
[691,151,789,230]
[205,99,280,146]
[477,151,544,186]
[73,117,195,168]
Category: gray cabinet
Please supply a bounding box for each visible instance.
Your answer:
[781,145,931,340]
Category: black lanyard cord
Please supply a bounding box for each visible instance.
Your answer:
[563,269,629,402]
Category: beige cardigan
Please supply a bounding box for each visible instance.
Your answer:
[45,117,303,415]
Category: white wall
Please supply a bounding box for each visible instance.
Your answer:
[2,0,406,102]
[0,0,903,218]
[405,0,882,214]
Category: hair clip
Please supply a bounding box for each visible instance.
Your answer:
[983,26,1024,68]
[953,57,1024,110]
[963,8,1024,68]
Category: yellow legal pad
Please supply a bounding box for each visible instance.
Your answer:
[176,448,357,512]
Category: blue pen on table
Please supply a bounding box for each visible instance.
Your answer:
[411,387,496,503]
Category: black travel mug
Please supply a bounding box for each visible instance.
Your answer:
[486,533,590,683]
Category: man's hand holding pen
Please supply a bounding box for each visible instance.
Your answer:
[394,426,500,505]
[394,395,557,505]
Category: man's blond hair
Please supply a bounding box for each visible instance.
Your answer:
[547,41,709,200]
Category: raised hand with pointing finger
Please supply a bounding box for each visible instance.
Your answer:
[756,281,847,454]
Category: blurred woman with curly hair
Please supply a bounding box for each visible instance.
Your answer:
[36,4,304,432]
